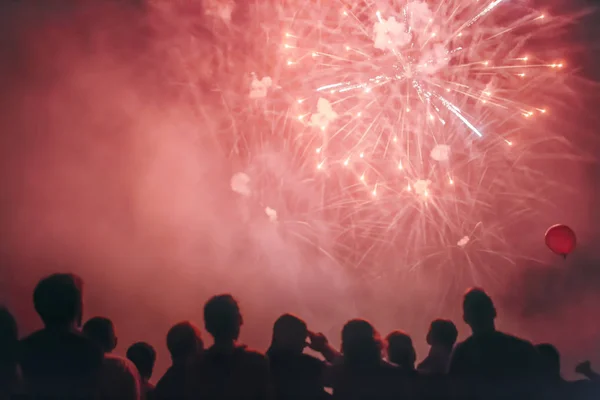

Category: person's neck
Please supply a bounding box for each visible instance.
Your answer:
[428,345,452,358]
[471,322,495,336]
[212,339,237,353]
[45,322,78,332]
[268,342,297,354]
[172,355,194,366]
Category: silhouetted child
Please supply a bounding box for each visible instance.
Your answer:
[155,321,203,400]
[83,316,142,400]
[417,319,457,375]
[386,330,417,371]
[127,342,156,400]
[333,319,406,400]
[83,317,118,353]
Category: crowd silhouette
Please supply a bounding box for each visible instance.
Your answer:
[1,272,599,399]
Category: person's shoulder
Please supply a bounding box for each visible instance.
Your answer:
[452,337,472,352]
[70,331,102,348]
[19,329,47,348]
[237,346,268,361]
[100,354,141,389]
[379,360,401,375]
[496,331,534,348]
[299,353,324,365]
[21,329,100,354]
[70,331,104,359]
[236,346,270,371]
[297,353,326,371]
[103,353,140,376]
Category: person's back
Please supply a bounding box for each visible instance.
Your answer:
[126,342,156,400]
[385,330,416,371]
[267,350,326,400]
[332,320,406,400]
[19,273,103,398]
[155,321,203,400]
[451,330,537,377]
[536,343,586,400]
[0,306,22,399]
[186,294,271,400]
[190,344,271,400]
[449,288,538,399]
[267,314,332,400]
[20,328,104,398]
[83,316,142,400]
[417,319,457,376]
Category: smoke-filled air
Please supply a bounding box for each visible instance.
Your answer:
[1,0,599,379]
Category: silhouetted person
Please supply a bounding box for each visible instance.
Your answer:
[127,342,156,400]
[536,344,562,382]
[266,314,338,400]
[386,330,417,371]
[0,306,21,399]
[449,288,538,399]
[19,273,104,398]
[83,317,118,353]
[535,343,570,399]
[154,321,203,400]
[417,319,457,375]
[332,319,405,400]
[186,294,272,400]
[83,316,142,400]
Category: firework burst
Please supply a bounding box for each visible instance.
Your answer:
[205,0,577,291]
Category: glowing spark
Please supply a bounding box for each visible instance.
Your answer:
[230,173,251,197]
[249,75,272,99]
[265,207,278,222]
[430,144,451,162]
[457,236,470,247]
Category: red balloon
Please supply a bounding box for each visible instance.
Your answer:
[545,224,576,257]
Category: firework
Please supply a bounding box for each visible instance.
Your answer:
[214,0,575,286]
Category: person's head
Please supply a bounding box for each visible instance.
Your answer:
[82,317,117,353]
[33,273,84,329]
[271,314,308,354]
[536,343,561,380]
[426,319,458,350]
[386,330,416,369]
[203,294,242,343]
[0,306,18,363]
[341,319,382,366]
[463,288,496,333]
[167,321,203,364]
[127,342,156,381]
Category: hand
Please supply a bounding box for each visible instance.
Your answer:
[307,331,329,354]
[576,360,592,375]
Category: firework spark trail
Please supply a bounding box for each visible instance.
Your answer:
[207,0,577,288]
